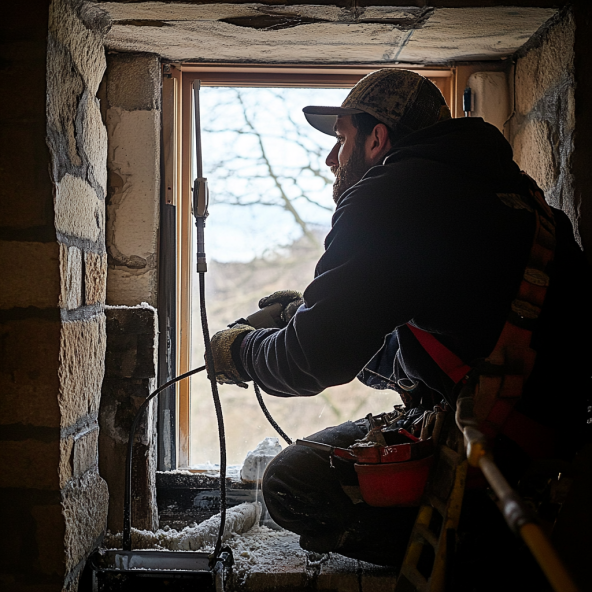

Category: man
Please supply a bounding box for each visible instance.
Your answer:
[210,70,591,580]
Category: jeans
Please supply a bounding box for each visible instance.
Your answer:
[262,419,418,567]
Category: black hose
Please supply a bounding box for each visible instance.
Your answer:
[198,270,227,565]
[122,365,205,551]
[253,382,292,446]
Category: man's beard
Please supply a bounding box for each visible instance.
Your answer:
[331,138,371,204]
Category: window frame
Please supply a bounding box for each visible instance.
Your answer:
[161,64,456,470]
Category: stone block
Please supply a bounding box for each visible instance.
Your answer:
[59,244,82,311]
[104,306,157,379]
[49,0,106,95]
[62,470,109,573]
[512,118,557,192]
[0,317,61,427]
[79,92,108,195]
[0,241,60,309]
[0,439,60,490]
[59,314,106,428]
[107,53,161,111]
[46,33,84,170]
[72,427,99,478]
[0,122,54,229]
[515,11,575,116]
[31,504,65,577]
[106,267,158,307]
[106,108,159,265]
[60,435,74,489]
[55,174,103,243]
[84,251,107,305]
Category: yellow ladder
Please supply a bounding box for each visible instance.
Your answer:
[395,443,467,592]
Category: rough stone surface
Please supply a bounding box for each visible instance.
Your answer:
[72,426,99,478]
[0,317,61,427]
[106,267,158,308]
[0,241,60,309]
[104,306,158,379]
[509,8,576,222]
[84,251,107,305]
[49,0,107,95]
[515,10,575,116]
[61,470,109,573]
[31,504,66,578]
[404,8,556,63]
[106,105,159,306]
[60,435,75,489]
[100,305,158,531]
[106,109,159,261]
[55,174,104,243]
[513,119,557,192]
[58,314,106,428]
[46,33,85,172]
[59,244,83,310]
[79,92,108,195]
[103,5,556,63]
[0,439,60,490]
[107,53,161,111]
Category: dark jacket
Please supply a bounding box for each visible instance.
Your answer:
[240,117,591,454]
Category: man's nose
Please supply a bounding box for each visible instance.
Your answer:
[326,142,340,168]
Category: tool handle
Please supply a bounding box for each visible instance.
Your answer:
[230,302,284,330]
[296,439,356,461]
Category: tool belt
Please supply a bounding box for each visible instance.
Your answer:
[408,173,557,478]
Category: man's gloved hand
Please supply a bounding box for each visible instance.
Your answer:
[258,290,304,327]
[209,324,253,386]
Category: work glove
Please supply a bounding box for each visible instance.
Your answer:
[258,290,304,327]
[209,324,253,386]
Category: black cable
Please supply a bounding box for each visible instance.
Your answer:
[198,270,227,565]
[253,382,292,446]
[123,365,205,551]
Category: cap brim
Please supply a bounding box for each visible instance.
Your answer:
[303,106,364,137]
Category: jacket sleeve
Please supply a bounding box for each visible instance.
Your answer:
[239,164,450,397]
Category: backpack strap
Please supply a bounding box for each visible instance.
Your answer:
[408,174,557,459]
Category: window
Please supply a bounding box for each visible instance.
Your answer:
[162,65,455,470]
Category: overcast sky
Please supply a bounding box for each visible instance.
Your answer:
[196,87,349,262]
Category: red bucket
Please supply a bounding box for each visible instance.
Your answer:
[355,454,434,507]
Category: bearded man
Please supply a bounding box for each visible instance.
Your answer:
[209,70,591,583]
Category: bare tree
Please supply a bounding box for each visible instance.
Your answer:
[202,88,338,247]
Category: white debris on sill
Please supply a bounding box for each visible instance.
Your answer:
[103,501,306,583]
[105,502,262,551]
[104,301,157,312]
[240,437,282,483]
[226,524,305,587]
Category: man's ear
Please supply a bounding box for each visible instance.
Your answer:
[366,123,392,164]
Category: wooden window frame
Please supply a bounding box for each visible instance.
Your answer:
[162,64,456,469]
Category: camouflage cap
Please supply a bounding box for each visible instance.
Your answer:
[303,69,450,137]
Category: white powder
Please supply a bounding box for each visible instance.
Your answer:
[240,437,282,483]
[225,524,305,587]
[105,502,261,551]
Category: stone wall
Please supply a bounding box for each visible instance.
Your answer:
[105,53,161,307]
[509,7,576,230]
[99,305,159,532]
[0,0,110,589]
[98,52,162,533]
